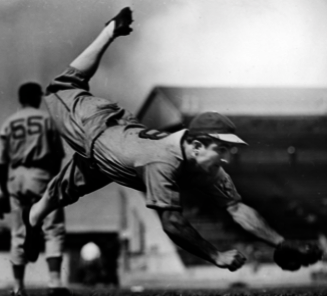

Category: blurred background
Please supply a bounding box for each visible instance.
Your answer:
[0,0,326,290]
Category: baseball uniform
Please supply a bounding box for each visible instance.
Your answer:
[42,67,241,212]
[0,107,65,265]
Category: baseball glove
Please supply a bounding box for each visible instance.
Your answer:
[274,240,323,271]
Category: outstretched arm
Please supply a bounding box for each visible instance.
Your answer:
[227,202,284,247]
[157,209,246,271]
[70,7,133,78]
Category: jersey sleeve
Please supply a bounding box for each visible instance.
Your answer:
[196,167,242,208]
[0,121,9,165]
[143,162,182,211]
[215,168,242,206]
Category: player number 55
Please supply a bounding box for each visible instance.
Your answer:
[10,116,43,139]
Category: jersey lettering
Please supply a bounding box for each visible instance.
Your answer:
[138,129,169,140]
[10,119,26,139]
[27,116,43,135]
[10,116,45,139]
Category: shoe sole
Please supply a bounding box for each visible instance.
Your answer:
[106,7,133,36]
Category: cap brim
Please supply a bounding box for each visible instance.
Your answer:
[208,133,248,145]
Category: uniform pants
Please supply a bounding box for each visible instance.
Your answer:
[8,167,65,265]
[43,66,123,207]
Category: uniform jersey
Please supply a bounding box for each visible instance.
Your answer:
[94,127,241,210]
[0,107,64,170]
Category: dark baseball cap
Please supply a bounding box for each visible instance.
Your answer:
[189,111,248,145]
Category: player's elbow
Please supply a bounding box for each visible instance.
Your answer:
[226,202,241,216]
[158,210,182,236]
[227,202,250,224]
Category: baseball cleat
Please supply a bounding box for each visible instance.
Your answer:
[9,290,28,296]
[22,207,42,263]
[105,7,133,37]
[47,287,72,296]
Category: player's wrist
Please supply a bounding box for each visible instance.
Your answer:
[270,236,285,248]
[212,251,223,267]
[213,251,229,267]
[275,237,285,247]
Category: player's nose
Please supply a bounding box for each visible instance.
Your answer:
[221,150,231,164]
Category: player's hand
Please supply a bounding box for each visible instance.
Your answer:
[215,249,247,271]
[274,240,323,271]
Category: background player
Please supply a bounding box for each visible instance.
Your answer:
[24,7,322,274]
[0,83,67,296]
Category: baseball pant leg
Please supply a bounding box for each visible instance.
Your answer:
[10,197,27,265]
[42,207,65,259]
[45,153,112,208]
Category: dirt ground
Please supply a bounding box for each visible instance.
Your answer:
[2,286,327,296]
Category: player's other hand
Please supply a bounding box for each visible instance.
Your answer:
[216,249,246,271]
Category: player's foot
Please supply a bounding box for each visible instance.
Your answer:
[22,206,42,263]
[105,7,133,37]
[47,287,72,296]
[9,289,28,296]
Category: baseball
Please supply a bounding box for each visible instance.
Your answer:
[80,242,101,262]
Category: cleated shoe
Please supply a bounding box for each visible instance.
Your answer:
[9,290,28,296]
[47,287,72,296]
[105,7,133,37]
[22,207,42,263]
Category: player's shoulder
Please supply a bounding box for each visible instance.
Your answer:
[134,128,186,168]
[7,107,48,119]
[153,129,186,160]
[24,107,49,117]
[2,108,50,128]
[1,110,21,129]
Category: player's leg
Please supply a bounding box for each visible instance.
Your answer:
[24,7,132,262]
[44,7,133,160]
[9,197,28,295]
[70,7,133,78]
[11,265,26,296]
[43,209,65,288]
[47,257,62,288]
[29,153,111,227]
[42,208,71,296]
[24,154,110,263]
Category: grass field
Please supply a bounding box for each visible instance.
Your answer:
[2,286,327,296]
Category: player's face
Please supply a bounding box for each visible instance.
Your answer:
[193,141,231,174]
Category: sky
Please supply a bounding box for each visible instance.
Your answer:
[1,0,327,125]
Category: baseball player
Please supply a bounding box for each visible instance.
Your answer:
[0,83,67,296]
[24,7,322,274]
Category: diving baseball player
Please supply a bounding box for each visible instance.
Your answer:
[0,83,67,296]
[23,7,322,273]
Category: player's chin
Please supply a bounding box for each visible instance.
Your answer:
[204,163,220,173]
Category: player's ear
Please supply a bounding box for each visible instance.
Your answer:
[191,140,203,157]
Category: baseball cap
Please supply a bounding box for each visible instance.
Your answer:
[189,111,248,145]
